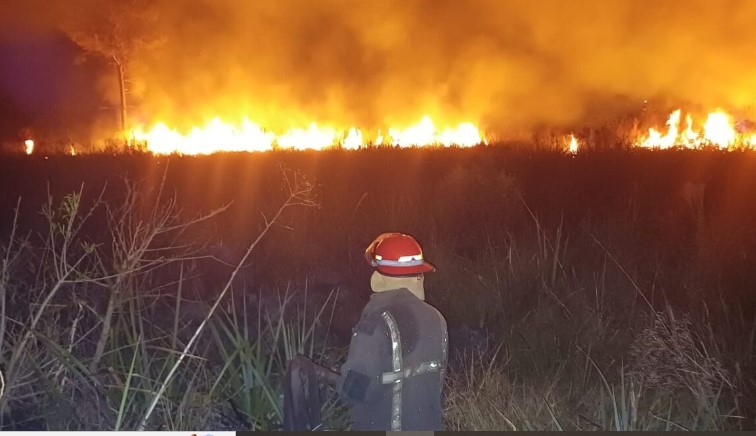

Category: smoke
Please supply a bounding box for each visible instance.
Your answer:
[0,0,108,142]
[7,0,756,135]
[0,1,59,40]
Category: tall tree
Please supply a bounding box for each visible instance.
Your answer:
[62,0,161,134]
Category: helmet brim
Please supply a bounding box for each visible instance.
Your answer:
[376,261,436,277]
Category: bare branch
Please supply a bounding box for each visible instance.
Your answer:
[137,168,318,430]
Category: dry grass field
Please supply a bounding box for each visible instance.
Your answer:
[0,146,754,430]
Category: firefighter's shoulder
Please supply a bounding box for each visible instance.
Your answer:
[353,310,384,335]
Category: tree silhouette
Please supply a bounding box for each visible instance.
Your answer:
[62,0,161,135]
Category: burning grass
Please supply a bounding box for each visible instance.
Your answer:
[11,104,756,157]
[129,115,487,154]
[0,147,755,430]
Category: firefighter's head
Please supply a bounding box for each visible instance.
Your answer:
[364,233,435,299]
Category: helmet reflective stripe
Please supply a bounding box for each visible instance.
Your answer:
[365,233,435,274]
[374,258,425,267]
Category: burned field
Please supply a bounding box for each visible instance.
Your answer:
[1,147,756,430]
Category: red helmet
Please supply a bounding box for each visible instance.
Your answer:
[364,232,436,276]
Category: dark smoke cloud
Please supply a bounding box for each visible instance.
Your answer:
[5,0,756,135]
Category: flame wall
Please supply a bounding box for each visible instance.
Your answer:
[4,0,756,136]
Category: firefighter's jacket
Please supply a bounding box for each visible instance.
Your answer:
[338,288,448,431]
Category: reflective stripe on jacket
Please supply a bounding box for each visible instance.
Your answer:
[338,288,448,431]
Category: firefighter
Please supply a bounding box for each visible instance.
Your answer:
[337,232,448,431]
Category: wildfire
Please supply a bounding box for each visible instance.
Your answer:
[343,127,363,150]
[276,123,339,151]
[131,115,485,155]
[567,134,579,153]
[132,118,276,154]
[637,109,751,150]
[702,111,736,147]
[65,107,756,155]
[387,116,485,148]
[24,139,34,155]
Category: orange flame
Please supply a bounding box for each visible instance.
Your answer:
[637,109,751,150]
[389,116,485,148]
[567,134,579,153]
[343,127,363,150]
[131,115,485,155]
[24,139,34,155]
[120,108,756,155]
[132,118,276,154]
[702,111,736,148]
[276,123,338,151]
[640,109,681,149]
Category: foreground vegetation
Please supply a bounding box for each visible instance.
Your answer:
[0,148,755,430]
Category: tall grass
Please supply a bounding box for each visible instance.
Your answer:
[431,162,754,431]
[0,167,342,430]
[206,284,345,430]
[0,151,755,430]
